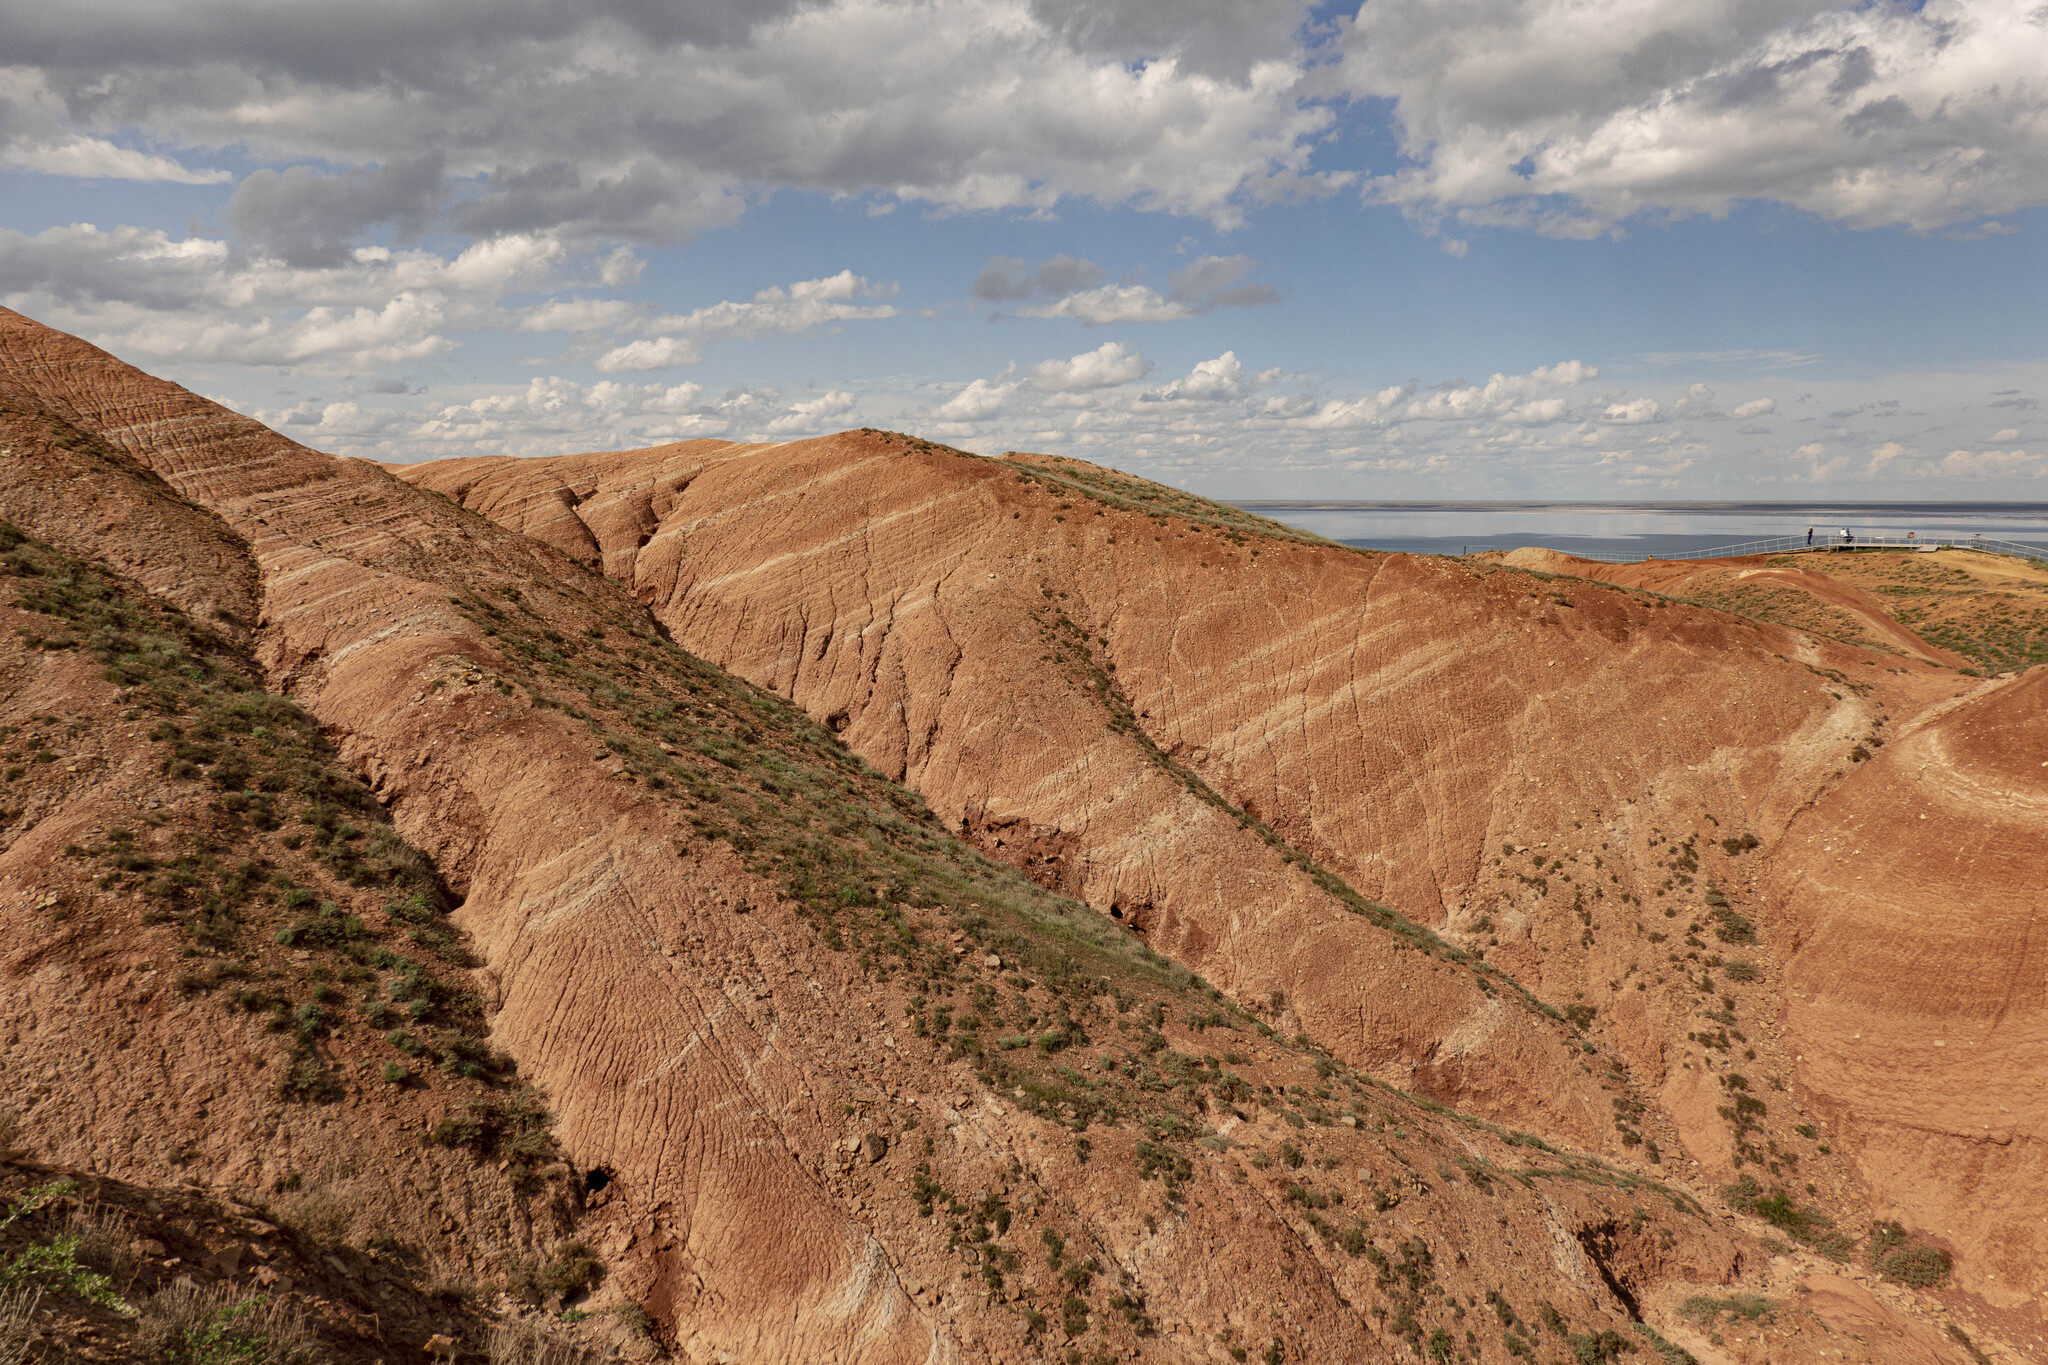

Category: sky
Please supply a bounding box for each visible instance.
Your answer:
[2,0,2046,499]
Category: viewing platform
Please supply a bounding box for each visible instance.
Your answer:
[1556,532,2048,566]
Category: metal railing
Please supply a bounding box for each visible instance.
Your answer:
[1560,533,2048,565]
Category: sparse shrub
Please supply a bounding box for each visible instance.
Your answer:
[280,1192,352,1252]
[1723,1177,1848,1259]
[1566,1328,1635,1363]
[1722,960,1758,983]
[428,1095,555,1164]
[138,1282,313,1365]
[276,1042,340,1103]
[1867,1222,1951,1288]
[1679,1293,1774,1325]
[272,901,366,950]
[1879,1244,1951,1287]
[0,1181,127,1312]
[506,1241,602,1309]
[426,1266,482,1307]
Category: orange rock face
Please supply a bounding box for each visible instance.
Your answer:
[403,436,2048,1331]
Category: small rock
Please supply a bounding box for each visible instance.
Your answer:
[983,953,1001,969]
[861,1133,888,1164]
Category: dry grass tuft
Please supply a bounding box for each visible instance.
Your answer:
[137,1281,313,1365]
[488,1315,599,1365]
[62,1200,136,1284]
[0,1286,42,1365]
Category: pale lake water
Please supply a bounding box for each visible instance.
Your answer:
[1237,502,2048,561]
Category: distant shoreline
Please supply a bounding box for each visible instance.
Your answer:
[1234,500,2048,515]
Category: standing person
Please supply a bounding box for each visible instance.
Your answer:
[1843,527,1854,545]
[1806,526,1813,546]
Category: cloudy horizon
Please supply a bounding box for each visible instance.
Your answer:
[3,0,2045,497]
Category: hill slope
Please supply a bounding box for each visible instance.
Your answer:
[401,435,2046,1355]
[0,305,2031,1363]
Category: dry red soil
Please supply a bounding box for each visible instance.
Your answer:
[0,306,2038,1365]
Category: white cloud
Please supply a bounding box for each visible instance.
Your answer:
[1939,448,2042,477]
[1029,342,1151,392]
[1867,440,1912,476]
[1601,398,1660,425]
[934,377,1018,421]
[592,336,705,372]
[1992,427,2021,442]
[596,247,644,289]
[1344,0,2048,235]
[1730,398,1777,420]
[2,136,231,184]
[596,270,897,371]
[1399,360,1597,423]
[1290,385,1408,431]
[3,0,1339,242]
[646,270,897,340]
[0,222,592,371]
[518,298,646,334]
[437,234,565,291]
[1021,254,1277,326]
[198,341,2048,500]
[1023,285,1195,326]
[765,390,859,434]
[400,376,736,455]
[1147,351,1247,402]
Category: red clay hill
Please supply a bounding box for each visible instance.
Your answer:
[0,304,2036,1364]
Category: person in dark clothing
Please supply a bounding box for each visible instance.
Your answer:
[1806,526,1813,546]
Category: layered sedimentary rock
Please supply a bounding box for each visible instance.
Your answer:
[2,302,2036,1360]
[405,437,2048,1330]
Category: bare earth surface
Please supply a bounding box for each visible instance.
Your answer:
[0,306,2037,1364]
